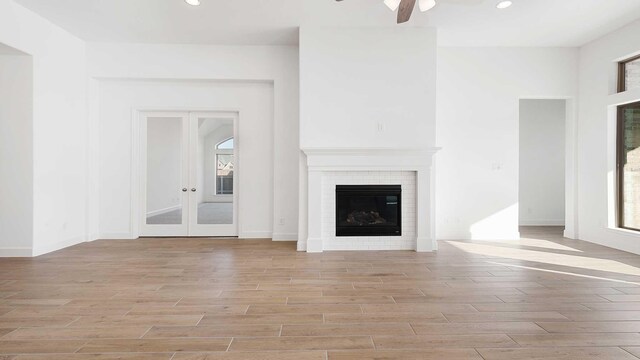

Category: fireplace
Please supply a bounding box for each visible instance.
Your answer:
[335,185,402,237]
[301,148,439,252]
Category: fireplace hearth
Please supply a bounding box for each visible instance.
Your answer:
[336,185,401,237]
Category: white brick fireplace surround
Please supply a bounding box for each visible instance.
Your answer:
[300,148,440,253]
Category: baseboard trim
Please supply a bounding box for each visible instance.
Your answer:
[563,229,577,239]
[519,220,565,226]
[32,236,86,257]
[296,241,307,252]
[305,237,323,253]
[146,205,181,218]
[239,231,272,239]
[0,247,32,257]
[416,237,437,252]
[438,232,522,241]
[98,232,138,240]
[272,232,298,241]
[100,232,280,240]
[97,232,297,241]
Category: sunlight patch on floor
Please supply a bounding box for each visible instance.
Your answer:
[447,240,640,277]
[492,237,583,252]
[485,261,640,286]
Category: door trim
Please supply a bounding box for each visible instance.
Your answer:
[131,108,241,239]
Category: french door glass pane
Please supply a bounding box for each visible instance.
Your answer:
[627,59,640,91]
[197,118,234,225]
[216,154,234,195]
[146,117,184,225]
[621,102,640,230]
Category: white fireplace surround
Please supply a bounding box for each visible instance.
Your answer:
[300,148,441,253]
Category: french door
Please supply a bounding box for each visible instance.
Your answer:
[139,111,238,237]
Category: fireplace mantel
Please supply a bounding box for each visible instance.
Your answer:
[302,148,441,170]
[300,147,441,253]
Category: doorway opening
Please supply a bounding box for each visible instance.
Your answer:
[518,99,569,234]
[0,43,33,256]
[139,111,239,237]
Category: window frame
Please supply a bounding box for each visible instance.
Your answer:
[618,54,640,93]
[617,101,640,231]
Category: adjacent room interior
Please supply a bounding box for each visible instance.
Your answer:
[2,0,640,358]
[518,99,567,229]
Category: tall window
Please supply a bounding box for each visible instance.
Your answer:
[619,55,640,92]
[618,101,640,230]
[215,138,234,195]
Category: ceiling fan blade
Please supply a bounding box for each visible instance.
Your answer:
[397,0,417,23]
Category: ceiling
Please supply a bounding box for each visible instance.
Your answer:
[14,0,640,47]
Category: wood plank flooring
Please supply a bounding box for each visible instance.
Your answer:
[2,227,640,358]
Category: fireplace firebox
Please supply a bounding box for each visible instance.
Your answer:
[335,185,401,237]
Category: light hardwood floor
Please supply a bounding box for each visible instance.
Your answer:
[2,227,640,359]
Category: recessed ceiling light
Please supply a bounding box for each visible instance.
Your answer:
[496,1,512,9]
[185,0,200,6]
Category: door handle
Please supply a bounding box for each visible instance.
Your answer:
[191,188,197,192]
[182,188,188,192]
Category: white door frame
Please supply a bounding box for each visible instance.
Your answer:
[132,109,240,238]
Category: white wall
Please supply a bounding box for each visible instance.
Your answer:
[578,19,640,254]
[436,47,578,240]
[0,51,33,256]
[146,117,183,215]
[298,27,438,246]
[88,43,299,241]
[519,99,566,226]
[299,27,437,149]
[97,80,274,239]
[0,0,88,256]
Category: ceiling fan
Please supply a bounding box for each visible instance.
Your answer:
[335,0,484,24]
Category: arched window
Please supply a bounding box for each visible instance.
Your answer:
[215,137,234,195]
[216,137,234,150]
